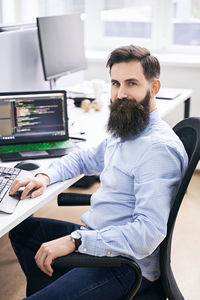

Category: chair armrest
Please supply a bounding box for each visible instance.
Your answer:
[57,193,91,206]
[54,252,121,268]
[53,252,142,299]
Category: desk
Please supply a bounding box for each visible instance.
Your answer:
[156,89,191,119]
[0,87,192,238]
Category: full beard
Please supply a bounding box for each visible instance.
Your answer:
[107,90,151,139]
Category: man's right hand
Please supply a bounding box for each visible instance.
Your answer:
[9,174,50,200]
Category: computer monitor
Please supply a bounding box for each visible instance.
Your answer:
[0,23,35,32]
[0,90,68,145]
[36,14,87,88]
[0,26,49,92]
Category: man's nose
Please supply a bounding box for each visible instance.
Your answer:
[117,85,128,99]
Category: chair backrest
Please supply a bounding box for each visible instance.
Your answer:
[160,117,200,300]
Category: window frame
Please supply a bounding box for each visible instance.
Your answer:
[0,0,200,55]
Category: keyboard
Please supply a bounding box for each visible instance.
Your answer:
[0,166,30,214]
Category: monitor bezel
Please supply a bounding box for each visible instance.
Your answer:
[0,90,68,146]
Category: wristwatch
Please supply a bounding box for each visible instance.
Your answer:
[70,230,82,250]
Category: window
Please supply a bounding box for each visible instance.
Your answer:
[102,0,153,39]
[173,0,200,46]
[85,0,155,51]
[0,0,85,25]
[85,0,200,53]
[0,0,199,54]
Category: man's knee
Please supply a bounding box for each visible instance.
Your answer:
[9,216,36,242]
[8,228,15,242]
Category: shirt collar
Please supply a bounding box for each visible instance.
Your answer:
[148,108,160,122]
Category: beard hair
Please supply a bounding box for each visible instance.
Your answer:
[107,90,151,139]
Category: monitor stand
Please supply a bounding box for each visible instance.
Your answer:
[49,78,57,90]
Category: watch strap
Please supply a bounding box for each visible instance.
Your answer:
[71,231,82,250]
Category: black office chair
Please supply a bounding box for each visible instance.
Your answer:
[54,117,200,300]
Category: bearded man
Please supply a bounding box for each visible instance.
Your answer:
[9,45,188,300]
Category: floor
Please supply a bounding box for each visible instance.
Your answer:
[0,175,199,300]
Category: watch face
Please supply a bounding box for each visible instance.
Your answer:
[71,230,81,240]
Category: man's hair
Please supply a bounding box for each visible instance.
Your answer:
[106,45,160,81]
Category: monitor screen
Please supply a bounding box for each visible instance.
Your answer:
[37,14,87,81]
[0,90,68,145]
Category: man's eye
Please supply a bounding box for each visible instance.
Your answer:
[112,81,119,86]
[129,82,136,86]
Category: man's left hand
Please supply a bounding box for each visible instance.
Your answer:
[34,235,75,276]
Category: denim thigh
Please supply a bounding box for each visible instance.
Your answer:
[9,217,152,300]
[23,263,151,300]
[9,217,81,278]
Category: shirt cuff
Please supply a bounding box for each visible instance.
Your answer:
[35,168,60,184]
[43,168,58,184]
[77,229,114,257]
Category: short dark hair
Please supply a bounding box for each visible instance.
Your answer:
[106,45,160,81]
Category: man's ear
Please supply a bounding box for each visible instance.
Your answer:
[150,79,161,97]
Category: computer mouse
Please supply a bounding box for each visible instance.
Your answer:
[14,160,40,171]
[10,190,23,200]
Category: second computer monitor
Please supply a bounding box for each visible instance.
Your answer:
[37,13,87,84]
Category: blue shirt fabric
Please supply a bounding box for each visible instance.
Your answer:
[45,110,188,281]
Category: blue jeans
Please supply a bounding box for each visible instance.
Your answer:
[9,217,152,300]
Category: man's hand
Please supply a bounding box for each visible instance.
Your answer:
[9,174,50,200]
[35,235,75,276]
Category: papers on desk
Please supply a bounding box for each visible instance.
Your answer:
[156,88,182,100]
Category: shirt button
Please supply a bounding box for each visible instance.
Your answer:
[90,208,94,212]
[83,248,87,252]
[107,251,111,255]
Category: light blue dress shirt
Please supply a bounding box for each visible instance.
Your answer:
[45,110,188,281]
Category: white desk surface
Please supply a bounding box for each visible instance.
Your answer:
[156,89,192,118]
[0,87,192,237]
